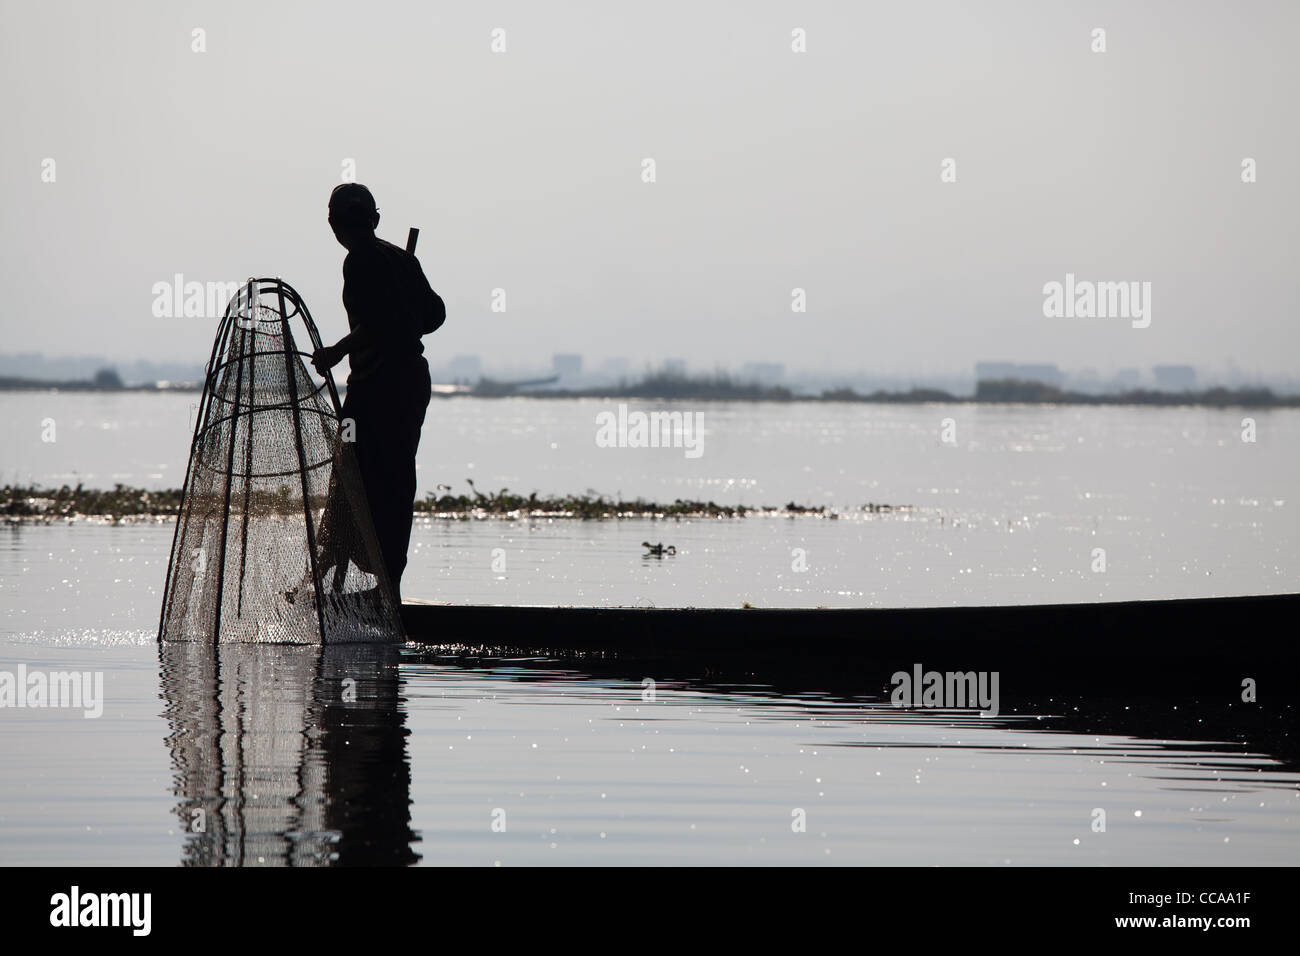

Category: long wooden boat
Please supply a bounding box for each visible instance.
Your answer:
[401,592,1300,760]
[401,592,1299,698]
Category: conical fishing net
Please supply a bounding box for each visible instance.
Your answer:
[159,278,404,643]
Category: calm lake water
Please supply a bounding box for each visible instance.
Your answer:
[1,393,1298,865]
[3,392,1298,607]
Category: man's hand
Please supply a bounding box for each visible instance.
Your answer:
[312,343,344,376]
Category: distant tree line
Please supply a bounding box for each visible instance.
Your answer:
[462,373,1299,407]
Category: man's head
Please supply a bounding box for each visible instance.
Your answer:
[328,183,380,249]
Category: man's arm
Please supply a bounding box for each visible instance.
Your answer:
[313,253,381,374]
[312,325,376,374]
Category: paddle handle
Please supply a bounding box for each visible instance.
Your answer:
[406,227,419,254]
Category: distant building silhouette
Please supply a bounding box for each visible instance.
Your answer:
[552,353,583,380]
[663,359,687,378]
[1068,367,1103,393]
[975,361,1063,387]
[1153,364,1196,390]
[741,362,785,384]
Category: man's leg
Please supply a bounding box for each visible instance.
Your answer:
[379,366,431,599]
[341,365,429,603]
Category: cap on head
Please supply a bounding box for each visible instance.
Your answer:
[328,183,378,228]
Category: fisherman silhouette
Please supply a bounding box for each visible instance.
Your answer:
[312,183,445,603]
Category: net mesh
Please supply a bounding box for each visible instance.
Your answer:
[159,278,404,644]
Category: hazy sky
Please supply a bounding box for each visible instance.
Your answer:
[2,0,1296,379]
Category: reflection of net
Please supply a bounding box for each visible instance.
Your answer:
[159,279,403,644]
[161,642,419,866]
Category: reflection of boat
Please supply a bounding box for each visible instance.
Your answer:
[160,642,419,866]
[399,592,1300,697]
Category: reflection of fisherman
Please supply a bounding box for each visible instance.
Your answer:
[312,184,445,602]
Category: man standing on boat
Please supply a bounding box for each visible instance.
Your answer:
[312,183,445,602]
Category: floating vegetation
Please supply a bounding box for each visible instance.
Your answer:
[2,482,912,522]
[2,483,183,521]
[415,482,748,519]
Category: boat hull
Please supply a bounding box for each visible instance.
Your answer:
[401,592,1298,697]
[401,593,1299,761]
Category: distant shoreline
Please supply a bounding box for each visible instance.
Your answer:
[2,374,1296,408]
[471,375,1300,408]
